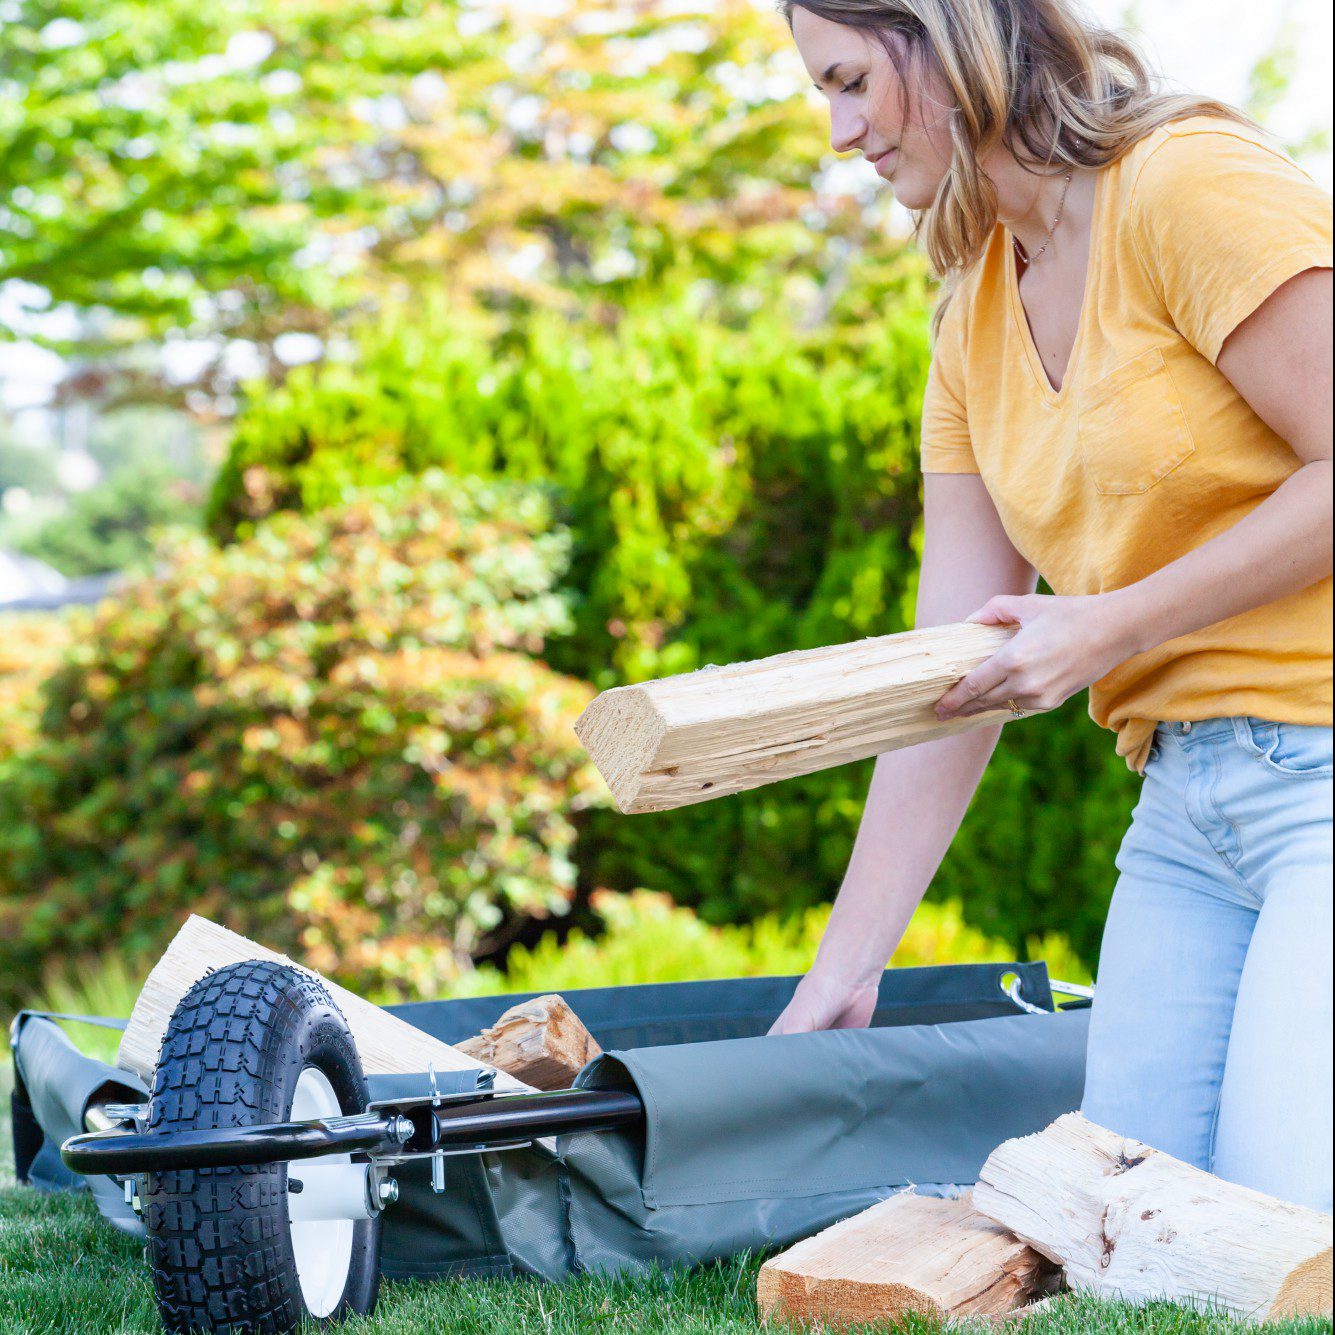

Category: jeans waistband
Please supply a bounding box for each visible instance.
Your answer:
[1152,716,1333,747]
[1158,719,1225,738]
[1155,717,1264,747]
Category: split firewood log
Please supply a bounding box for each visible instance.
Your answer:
[117,915,535,1094]
[757,1191,1057,1328]
[455,994,602,1090]
[574,622,1018,813]
[972,1113,1333,1321]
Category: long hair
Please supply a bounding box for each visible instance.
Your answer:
[779,0,1255,326]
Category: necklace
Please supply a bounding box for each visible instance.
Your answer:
[1013,171,1073,266]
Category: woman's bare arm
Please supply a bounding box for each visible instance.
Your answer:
[768,471,1035,1034]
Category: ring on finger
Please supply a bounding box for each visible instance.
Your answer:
[1006,698,1027,719]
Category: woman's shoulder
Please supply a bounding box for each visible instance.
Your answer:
[1115,114,1323,212]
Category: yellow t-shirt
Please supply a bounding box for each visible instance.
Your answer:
[921,117,1334,773]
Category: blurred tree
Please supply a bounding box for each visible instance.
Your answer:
[16,461,200,576]
[1,0,906,391]
[0,426,57,494]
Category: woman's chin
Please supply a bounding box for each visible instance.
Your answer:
[887,175,935,210]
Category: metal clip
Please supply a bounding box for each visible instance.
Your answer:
[103,1102,148,1128]
[431,1151,446,1194]
[1001,973,1051,1016]
[1001,972,1095,1014]
[427,1062,441,1108]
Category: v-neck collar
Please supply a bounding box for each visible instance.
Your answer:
[1004,165,1108,404]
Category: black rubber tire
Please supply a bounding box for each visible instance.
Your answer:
[142,959,381,1334]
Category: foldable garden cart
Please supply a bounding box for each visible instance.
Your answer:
[11,959,1089,1334]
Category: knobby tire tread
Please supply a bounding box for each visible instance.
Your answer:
[140,958,373,1335]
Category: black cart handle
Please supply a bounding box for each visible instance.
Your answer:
[61,1088,644,1176]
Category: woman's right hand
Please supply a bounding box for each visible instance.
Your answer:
[768,968,881,1035]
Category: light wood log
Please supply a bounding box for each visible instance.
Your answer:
[455,993,602,1091]
[756,1191,1057,1328]
[972,1113,1333,1321]
[574,622,1017,813]
[117,915,534,1095]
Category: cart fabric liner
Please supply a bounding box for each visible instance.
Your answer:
[11,961,1088,1282]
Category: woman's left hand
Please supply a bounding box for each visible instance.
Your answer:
[934,592,1140,721]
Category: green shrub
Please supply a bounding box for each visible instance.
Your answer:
[0,471,603,1012]
[206,291,1140,970]
[454,888,1090,997]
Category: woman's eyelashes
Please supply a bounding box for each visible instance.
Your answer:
[842,76,866,94]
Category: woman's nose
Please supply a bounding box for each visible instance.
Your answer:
[829,106,867,157]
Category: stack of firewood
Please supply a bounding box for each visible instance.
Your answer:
[758,1114,1333,1326]
[117,915,603,1094]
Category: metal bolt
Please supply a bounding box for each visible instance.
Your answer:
[377,1178,399,1206]
[389,1115,415,1145]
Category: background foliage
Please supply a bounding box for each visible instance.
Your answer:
[2,0,889,372]
[0,0,1164,1016]
[0,472,602,1009]
[206,291,1141,969]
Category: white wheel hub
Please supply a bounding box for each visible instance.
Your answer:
[288,1066,355,1319]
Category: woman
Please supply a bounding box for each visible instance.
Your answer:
[771,0,1333,1214]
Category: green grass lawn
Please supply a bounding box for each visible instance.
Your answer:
[1,1060,1330,1335]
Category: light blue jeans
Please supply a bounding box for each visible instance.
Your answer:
[1080,715,1333,1214]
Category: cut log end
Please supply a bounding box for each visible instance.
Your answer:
[757,1192,1056,1330]
[1270,1247,1335,1320]
[454,993,602,1091]
[573,684,666,813]
[757,1271,947,1328]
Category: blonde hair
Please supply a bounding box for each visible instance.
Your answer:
[780,0,1255,327]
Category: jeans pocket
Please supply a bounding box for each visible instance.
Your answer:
[1246,719,1334,780]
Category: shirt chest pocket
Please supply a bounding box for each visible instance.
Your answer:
[1075,347,1195,495]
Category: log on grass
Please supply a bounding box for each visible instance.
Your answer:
[455,993,602,1091]
[756,1191,1057,1328]
[972,1113,1333,1320]
[574,622,1017,813]
[117,915,535,1094]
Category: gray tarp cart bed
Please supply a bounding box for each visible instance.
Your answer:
[11,961,1088,1321]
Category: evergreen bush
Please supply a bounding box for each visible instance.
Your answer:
[0,472,602,1010]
